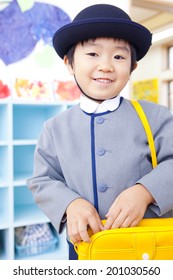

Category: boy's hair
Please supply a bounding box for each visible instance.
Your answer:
[66,40,137,73]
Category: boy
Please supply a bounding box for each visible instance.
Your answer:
[27,4,173,259]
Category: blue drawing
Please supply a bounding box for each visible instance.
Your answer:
[0,0,71,65]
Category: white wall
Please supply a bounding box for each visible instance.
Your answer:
[39,0,131,18]
[131,45,162,81]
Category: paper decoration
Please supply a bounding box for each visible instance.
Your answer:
[0,0,70,64]
[14,79,81,101]
[53,80,81,101]
[0,80,11,98]
[132,78,159,103]
[14,78,53,101]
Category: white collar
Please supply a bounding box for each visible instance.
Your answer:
[80,94,121,113]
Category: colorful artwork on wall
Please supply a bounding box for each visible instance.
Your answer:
[0,0,71,65]
[0,80,11,98]
[13,78,81,102]
[0,1,81,102]
[14,78,53,101]
[53,80,81,101]
[132,78,159,103]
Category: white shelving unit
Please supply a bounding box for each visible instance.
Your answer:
[0,97,76,260]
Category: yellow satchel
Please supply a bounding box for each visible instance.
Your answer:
[74,100,173,260]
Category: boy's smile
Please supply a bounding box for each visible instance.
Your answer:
[65,37,132,102]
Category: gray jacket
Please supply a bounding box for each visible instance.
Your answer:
[27,98,173,233]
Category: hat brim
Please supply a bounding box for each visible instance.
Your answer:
[53,19,152,61]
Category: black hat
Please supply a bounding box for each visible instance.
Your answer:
[53,4,152,61]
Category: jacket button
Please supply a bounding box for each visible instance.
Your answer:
[97,147,106,156]
[96,117,105,124]
[98,184,108,192]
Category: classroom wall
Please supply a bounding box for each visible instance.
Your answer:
[0,0,131,98]
[131,41,173,106]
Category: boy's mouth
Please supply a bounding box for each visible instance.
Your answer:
[94,78,113,83]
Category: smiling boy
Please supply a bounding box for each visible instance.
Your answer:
[27,4,173,259]
[64,38,134,101]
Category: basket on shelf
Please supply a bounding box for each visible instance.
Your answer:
[15,223,58,257]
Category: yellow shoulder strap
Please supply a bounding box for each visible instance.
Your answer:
[131,100,157,168]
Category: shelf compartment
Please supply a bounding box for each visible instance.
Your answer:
[0,229,10,260]
[0,104,9,141]
[14,186,49,227]
[13,104,62,140]
[13,145,35,183]
[0,146,9,185]
[0,188,10,229]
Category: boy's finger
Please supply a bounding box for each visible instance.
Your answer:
[88,215,104,234]
[104,208,121,229]
[104,215,114,230]
[78,223,91,243]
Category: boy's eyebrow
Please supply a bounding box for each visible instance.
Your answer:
[114,46,130,53]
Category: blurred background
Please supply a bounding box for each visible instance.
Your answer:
[0,0,173,260]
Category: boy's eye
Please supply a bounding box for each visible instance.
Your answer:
[86,52,98,57]
[114,55,124,60]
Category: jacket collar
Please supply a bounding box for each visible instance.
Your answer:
[80,94,121,113]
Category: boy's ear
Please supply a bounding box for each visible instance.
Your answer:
[132,62,138,72]
[63,55,74,75]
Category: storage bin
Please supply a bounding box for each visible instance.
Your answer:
[15,235,58,257]
[15,223,59,257]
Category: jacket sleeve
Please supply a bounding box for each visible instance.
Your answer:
[27,121,81,234]
[138,103,173,216]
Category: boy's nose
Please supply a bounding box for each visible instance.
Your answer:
[97,59,114,72]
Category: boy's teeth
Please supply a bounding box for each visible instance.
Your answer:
[96,78,111,83]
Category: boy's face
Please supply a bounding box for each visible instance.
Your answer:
[64,37,133,101]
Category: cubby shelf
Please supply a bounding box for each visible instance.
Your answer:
[0,98,75,260]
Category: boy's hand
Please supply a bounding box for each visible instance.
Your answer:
[104,184,155,230]
[66,198,104,243]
